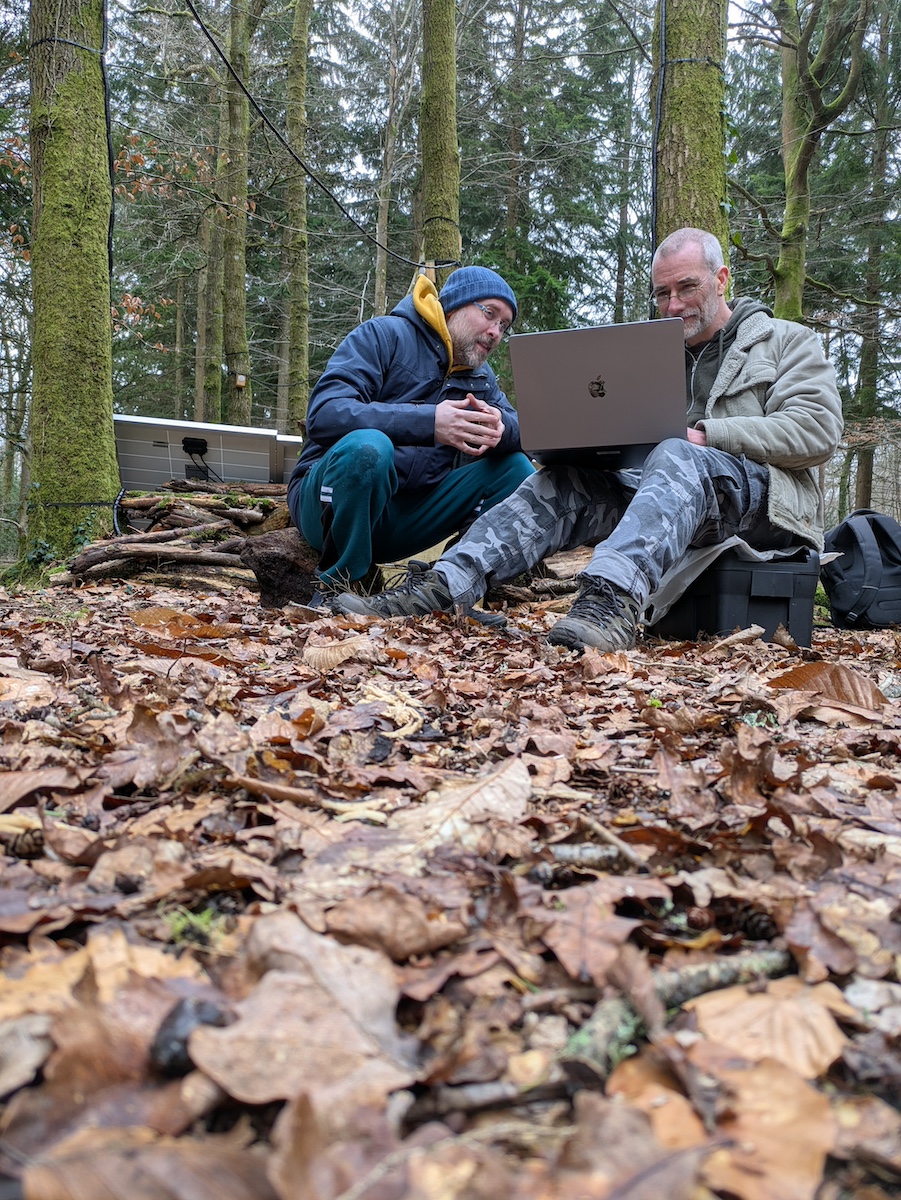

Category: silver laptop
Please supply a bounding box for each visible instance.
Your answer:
[509,317,687,469]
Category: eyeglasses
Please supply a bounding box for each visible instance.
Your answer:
[471,302,513,337]
[650,271,715,309]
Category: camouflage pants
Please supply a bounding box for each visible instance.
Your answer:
[436,438,796,609]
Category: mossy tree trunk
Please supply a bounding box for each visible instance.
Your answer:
[651,0,729,254]
[853,4,889,510]
[772,0,871,321]
[421,0,461,290]
[285,0,311,430]
[28,0,120,562]
[222,0,255,425]
[374,0,419,316]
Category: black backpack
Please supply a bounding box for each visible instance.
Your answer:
[821,508,901,629]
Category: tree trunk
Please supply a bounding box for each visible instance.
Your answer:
[222,0,254,425]
[421,0,461,288]
[772,0,871,321]
[28,0,120,562]
[175,273,186,419]
[374,0,419,315]
[651,0,729,252]
[614,59,637,324]
[202,206,225,423]
[853,5,889,511]
[193,207,210,421]
[285,0,312,430]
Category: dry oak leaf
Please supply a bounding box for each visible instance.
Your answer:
[188,912,418,1131]
[683,975,854,1079]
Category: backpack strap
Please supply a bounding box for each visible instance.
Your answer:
[840,512,884,624]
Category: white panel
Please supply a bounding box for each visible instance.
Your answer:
[113,416,303,490]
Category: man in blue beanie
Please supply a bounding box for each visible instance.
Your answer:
[287,265,534,605]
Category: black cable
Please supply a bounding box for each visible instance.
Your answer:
[188,451,224,482]
[182,0,460,272]
[113,486,125,535]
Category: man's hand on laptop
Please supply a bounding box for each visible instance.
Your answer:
[687,426,707,446]
[435,395,504,455]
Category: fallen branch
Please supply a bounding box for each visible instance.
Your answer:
[559,946,793,1084]
[73,543,245,569]
[69,523,235,573]
[578,813,646,868]
[404,1080,569,1123]
[548,843,622,869]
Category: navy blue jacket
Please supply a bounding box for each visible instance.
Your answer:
[289,287,524,494]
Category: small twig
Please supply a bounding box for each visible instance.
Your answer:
[520,984,600,1012]
[225,772,387,816]
[404,1079,569,1123]
[548,843,622,868]
[560,946,793,1084]
[578,813,645,867]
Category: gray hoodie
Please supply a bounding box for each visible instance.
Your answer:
[687,300,843,549]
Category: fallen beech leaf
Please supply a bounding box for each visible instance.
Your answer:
[0,768,90,814]
[324,884,468,960]
[690,1041,836,1200]
[22,1127,279,1200]
[768,661,886,708]
[606,1048,708,1150]
[131,607,243,638]
[189,913,417,1133]
[0,1014,54,1096]
[531,879,645,987]
[831,1093,901,1171]
[303,635,384,670]
[390,757,532,854]
[684,976,851,1078]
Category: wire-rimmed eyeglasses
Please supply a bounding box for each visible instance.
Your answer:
[472,301,513,338]
[650,271,715,309]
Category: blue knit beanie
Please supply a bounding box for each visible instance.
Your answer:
[438,266,518,323]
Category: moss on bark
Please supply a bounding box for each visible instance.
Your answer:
[28,0,119,561]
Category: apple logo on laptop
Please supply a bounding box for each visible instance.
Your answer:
[588,375,606,398]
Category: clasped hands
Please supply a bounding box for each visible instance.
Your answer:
[434,394,505,456]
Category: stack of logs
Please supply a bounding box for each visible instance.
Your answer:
[67,478,581,609]
[67,479,320,607]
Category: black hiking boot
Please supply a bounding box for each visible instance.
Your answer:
[334,568,455,618]
[547,577,641,653]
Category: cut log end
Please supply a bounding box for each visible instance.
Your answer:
[239,527,321,608]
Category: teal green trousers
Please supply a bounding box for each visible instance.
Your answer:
[292,429,534,584]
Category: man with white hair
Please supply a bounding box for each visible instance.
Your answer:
[335,228,843,652]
